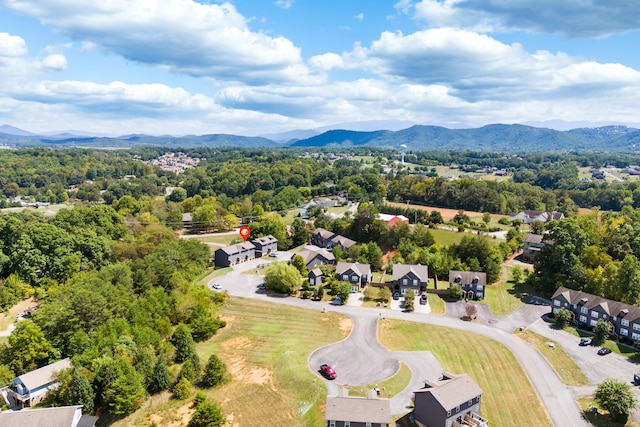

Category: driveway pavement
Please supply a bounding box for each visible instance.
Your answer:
[214,263,592,426]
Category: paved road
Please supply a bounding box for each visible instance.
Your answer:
[215,263,591,426]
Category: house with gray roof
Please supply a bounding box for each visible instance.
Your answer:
[0,405,97,427]
[336,262,372,293]
[5,358,72,408]
[298,246,335,270]
[509,210,564,225]
[392,264,429,296]
[413,372,487,427]
[325,388,391,427]
[449,271,487,300]
[312,228,357,251]
[308,267,324,286]
[551,287,640,340]
[214,242,256,268]
[522,233,553,262]
[251,235,278,257]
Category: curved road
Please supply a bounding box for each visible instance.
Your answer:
[212,257,589,426]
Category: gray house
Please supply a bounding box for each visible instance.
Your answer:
[309,267,324,286]
[336,262,372,293]
[509,210,564,224]
[312,228,357,251]
[551,287,640,340]
[298,246,336,270]
[0,405,97,427]
[413,372,487,427]
[392,264,429,296]
[251,235,278,257]
[449,271,487,300]
[5,358,72,408]
[214,242,256,268]
[522,233,553,262]
[326,388,391,427]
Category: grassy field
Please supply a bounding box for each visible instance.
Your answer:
[378,319,552,427]
[197,267,233,286]
[427,293,445,314]
[514,329,588,386]
[483,267,536,315]
[346,362,412,398]
[429,228,500,247]
[111,297,350,427]
[186,234,239,246]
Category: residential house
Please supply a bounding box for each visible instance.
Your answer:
[309,268,324,286]
[413,372,487,427]
[449,271,487,300]
[326,388,392,427]
[5,358,72,408]
[522,233,552,262]
[214,242,256,268]
[251,235,278,257]
[312,229,357,251]
[551,287,640,341]
[0,405,97,427]
[378,213,409,227]
[392,264,429,296]
[298,246,336,270]
[509,210,564,225]
[336,262,372,292]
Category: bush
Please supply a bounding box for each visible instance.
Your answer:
[449,284,462,300]
[172,377,192,400]
[554,308,572,329]
[498,217,510,225]
[301,290,312,299]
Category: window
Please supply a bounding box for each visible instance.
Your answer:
[553,300,560,306]
[329,422,335,427]
[447,410,451,416]
[455,405,460,412]
[612,316,617,322]
[590,319,597,327]
[413,279,418,286]
[447,421,452,427]
[343,275,348,281]
[345,422,350,427]
[621,328,628,336]
[468,399,473,406]
[590,311,598,318]
[633,332,640,341]
[622,319,630,327]
[634,323,640,331]
[366,423,371,427]
[403,279,407,285]
[579,315,587,323]
[581,307,588,314]
[352,275,358,282]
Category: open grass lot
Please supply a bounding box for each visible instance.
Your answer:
[186,234,239,246]
[427,293,445,314]
[113,297,350,426]
[483,267,536,315]
[197,267,233,286]
[514,329,588,386]
[378,319,552,427]
[577,396,639,427]
[347,362,412,398]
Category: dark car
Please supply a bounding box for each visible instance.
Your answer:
[258,283,266,290]
[420,294,428,305]
[579,338,592,346]
[393,292,400,300]
[634,374,640,385]
[320,364,337,379]
[597,348,612,356]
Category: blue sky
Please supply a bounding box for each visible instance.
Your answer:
[1,0,640,136]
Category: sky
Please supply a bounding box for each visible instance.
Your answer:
[1,0,640,136]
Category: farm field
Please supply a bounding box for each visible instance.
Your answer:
[378,319,553,427]
[110,297,350,427]
[386,202,509,222]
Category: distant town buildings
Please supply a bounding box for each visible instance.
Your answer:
[141,152,203,174]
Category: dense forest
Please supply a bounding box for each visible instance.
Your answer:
[4,146,640,420]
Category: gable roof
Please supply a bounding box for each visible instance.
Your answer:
[218,241,255,255]
[448,270,486,287]
[378,213,409,222]
[336,262,371,278]
[551,286,640,322]
[252,235,277,245]
[309,267,323,277]
[17,358,72,391]
[330,235,357,249]
[393,264,429,282]
[325,395,391,424]
[0,405,96,427]
[298,246,335,265]
[415,372,483,412]
[314,228,337,239]
[524,233,544,244]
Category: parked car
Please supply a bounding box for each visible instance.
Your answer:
[269,252,278,257]
[320,364,337,379]
[258,283,266,290]
[597,348,612,356]
[393,292,400,300]
[211,283,222,290]
[420,294,428,305]
[634,374,640,385]
[579,338,592,346]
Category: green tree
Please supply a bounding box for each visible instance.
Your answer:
[336,282,351,305]
[151,361,171,393]
[173,377,193,400]
[482,212,491,224]
[166,187,187,203]
[105,369,146,415]
[291,254,308,276]
[449,284,462,300]
[188,399,226,427]
[594,319,612,344]
[404,289,415,312]
[511,266,524,284]
[554,308,572,329]
[264,262,301,294]
[290,217,310,248]
[4,320,53,375]
[201,354,229,388]
[595,378,637,422]
[172,324,196,364]
[57,369,95,412]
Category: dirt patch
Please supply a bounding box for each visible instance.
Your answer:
[386,202,509,221]
[219,315,236,323]
[221,336,251,351]
[227,356,272,386]
[338,317,352,336]
[226,413,239,427]
[146,402,194,427]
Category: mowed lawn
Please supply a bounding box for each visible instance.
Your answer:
[483,266,536,315]
[115,297,351,427]
[378,320,553,427]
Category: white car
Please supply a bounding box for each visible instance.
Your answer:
[269,252,278,257]
[211,283,222,290]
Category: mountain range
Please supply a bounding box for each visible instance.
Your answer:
[1,123,640,152]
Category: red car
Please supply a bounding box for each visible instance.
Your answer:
[320,364,337,379]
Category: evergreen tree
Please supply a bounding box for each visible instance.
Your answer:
[201,354,228,388]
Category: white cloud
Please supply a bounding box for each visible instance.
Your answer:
[354,13,364,22]
[3,0,313,84]
[39,53,67,70]
[0,32,27,57]
[275,0,294,9]
[411,0,640,37]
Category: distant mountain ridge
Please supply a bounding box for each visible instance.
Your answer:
[1,123,640,152]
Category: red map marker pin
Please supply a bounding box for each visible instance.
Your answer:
[239,226,251,242]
